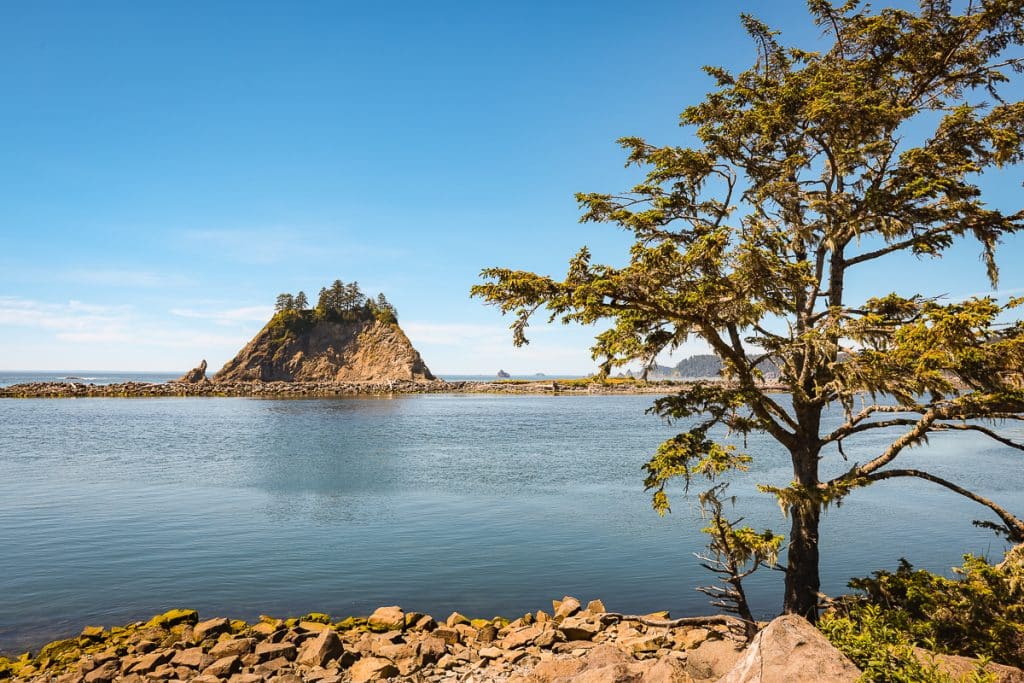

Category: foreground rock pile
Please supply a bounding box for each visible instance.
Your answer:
[0,600,851,683]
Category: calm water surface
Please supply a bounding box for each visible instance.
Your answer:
[1,394,1021,654]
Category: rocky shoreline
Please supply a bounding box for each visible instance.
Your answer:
[0,600,867,683]
[0,379,747,399]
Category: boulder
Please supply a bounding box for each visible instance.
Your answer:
[503,624,546,650]
[478,623,499,643]
[82,660,119,683]
[170,647,213,669]
[912,647,1024,682]
[209,637,255,658]
[717,614,860,682]
[201,655,240,678]
[684,637,744,681]
[127,650,171,674]
[296,629,344,668]
[675,627,711,650]
[559,616,602,641]
[445,612,471,628]
[554,597,582,620]
[367,605,405,630]
[253,641,296,662]
[149,608,198,628]
[349,656,399,683]
[193,617,231,642]
[80,626,105,640]
[634,657,692,682]
[177,360,208,383]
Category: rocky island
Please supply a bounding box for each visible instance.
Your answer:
[0,280,782,399]
[215,283,434,383]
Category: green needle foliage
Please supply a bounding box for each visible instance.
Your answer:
[694,484,783,640]
[472,0,1024,619]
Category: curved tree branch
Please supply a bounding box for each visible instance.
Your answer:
[867,468,1024,543]
[932,423,1024,452]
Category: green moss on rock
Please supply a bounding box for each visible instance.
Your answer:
[302,612,332,625]
[333,616,364,631]
[148,608,198,628]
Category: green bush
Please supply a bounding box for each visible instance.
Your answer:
[851,556,1023,667]
[819,604,992,682]
[819,551,1024,680]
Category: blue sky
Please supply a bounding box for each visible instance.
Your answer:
[1,1,1022,374]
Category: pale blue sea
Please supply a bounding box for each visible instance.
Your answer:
[1,386,1022,655]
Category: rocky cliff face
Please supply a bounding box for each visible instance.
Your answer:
[213,312,434,383]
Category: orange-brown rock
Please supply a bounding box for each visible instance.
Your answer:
[213,313,434,383]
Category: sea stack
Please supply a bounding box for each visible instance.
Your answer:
[214,310,434,383]
[177,359,208,383]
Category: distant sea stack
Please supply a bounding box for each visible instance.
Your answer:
[214,281,435,383]
[177,359,208,383]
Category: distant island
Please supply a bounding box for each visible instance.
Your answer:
[213,280,434,383]
[618,354,781,381]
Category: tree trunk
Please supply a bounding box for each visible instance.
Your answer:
[783,439,822,621]
[784,502,821,621]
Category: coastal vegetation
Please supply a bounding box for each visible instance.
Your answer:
[273,280,398,325]
[473,0,1024,630]
[819,547,1024,680]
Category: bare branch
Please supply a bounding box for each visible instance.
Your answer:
[600,613,749,641]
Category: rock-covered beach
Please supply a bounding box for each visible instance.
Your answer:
[0,599,875,683]
[0,379,711,399]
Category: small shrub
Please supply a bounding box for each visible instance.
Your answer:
[844,556,1024,668]
[819,552,1024,681]
[818,604,966,682]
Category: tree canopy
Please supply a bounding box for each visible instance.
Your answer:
[274,281,397,323]
[473,0,1024,621]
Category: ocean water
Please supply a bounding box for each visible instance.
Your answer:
[0,371,181,387]
[1,393,1022,655]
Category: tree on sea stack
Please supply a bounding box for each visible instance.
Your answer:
[473,0,1024,620]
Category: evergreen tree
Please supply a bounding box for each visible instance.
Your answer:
[294,291,308,310]
[330,280,346,311]
[346,281,364,309]
[315,287,331,316]
[274,293,295,313]
[373,292,398,322]
[474,1,1024,619]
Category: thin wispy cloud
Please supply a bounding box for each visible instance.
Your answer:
[170,305,273,325]
[402,321,511,346]
[0,296,131,331]
[63,269,196,288]
[0,295,247,350]
[55,330,134,343]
